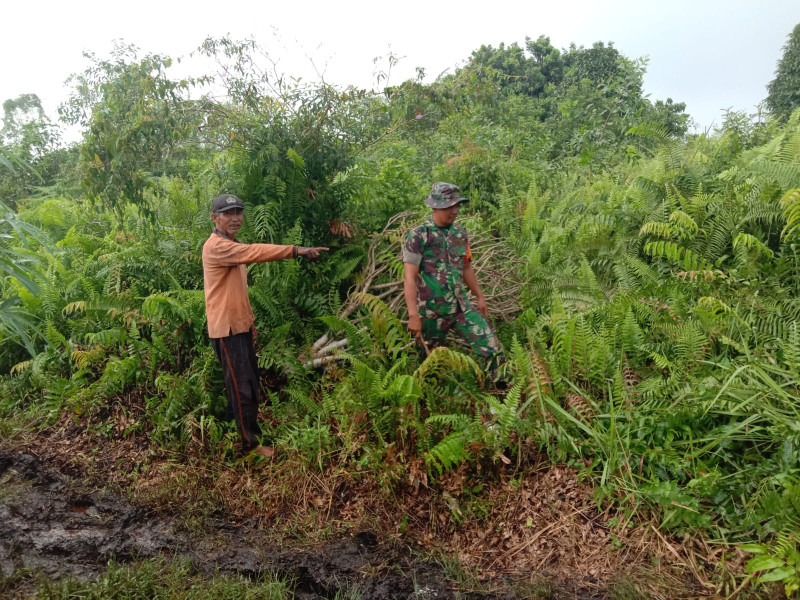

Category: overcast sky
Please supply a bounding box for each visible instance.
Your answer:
[3,0,798,139]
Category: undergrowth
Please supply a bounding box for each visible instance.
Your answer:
[5,558,292,600]
[1,33,800,597]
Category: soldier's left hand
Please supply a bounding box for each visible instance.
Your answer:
[477,297,489,318]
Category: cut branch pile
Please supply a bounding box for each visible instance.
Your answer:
[308,211,525,366]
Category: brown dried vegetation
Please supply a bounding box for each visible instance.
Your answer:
[0,392,734,599]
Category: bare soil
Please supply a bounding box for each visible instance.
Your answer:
[1,448,607,599]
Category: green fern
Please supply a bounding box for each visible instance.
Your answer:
[643,240,708,271]
[414,346,483,384]
[639,221,674,239]
[425,432,467,475]
[732,232,774,260]
[349,292,411,359]
[780,188,800,239]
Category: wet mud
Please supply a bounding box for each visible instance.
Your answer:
[0,450,524,599]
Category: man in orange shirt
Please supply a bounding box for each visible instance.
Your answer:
[203,194,328,458]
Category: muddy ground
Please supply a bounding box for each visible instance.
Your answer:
[0,449,606,599]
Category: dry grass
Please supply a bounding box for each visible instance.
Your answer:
[0,400,755,599]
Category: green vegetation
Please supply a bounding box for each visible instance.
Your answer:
[1,28,800,597]
[2,558,292,600]
[767,24,800,123]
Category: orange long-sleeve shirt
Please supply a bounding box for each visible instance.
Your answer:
[202,231,294,338]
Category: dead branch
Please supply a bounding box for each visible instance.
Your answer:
[308,211,524,366]
[339,211,524,322]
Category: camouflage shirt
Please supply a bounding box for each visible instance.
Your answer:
[403,217,473,317]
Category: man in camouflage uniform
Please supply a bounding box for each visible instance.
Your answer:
[402,182,504,376]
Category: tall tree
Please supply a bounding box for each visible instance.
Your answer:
[0,94,61,205]
[766,23,800,122]
[468,36,563,97]
[2,94,45,146]
[60,43,195,217]
[1,93,59,161]
[564,41,623,86]
[525,35,564,88]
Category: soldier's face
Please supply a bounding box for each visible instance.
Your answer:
[433,204,460,227]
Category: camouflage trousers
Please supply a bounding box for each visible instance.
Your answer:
[420,307,505,376]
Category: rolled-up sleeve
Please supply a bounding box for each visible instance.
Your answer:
[403,231,423,266]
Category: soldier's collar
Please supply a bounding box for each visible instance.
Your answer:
[427,216,454,231]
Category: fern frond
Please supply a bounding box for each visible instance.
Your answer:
[565,393,595,424]
[286,385,320,416]
[426,413,472,430]
[640,221,674,239]
[484,383,526,438]
[644,240,708,271]
[71,347,106,370]
[732,232,774,259]
[63,301,87,316]
[414,346,483,383]
[696,296,735,317]
[675,269,726,282]
[425,432,467,475]
[349,291,411,358]
[627,122,672,146]
[749,162,800,190]
[10,359,32,375]
[780,188,800,239]
[669,209,699,237]
[675,321,709,363]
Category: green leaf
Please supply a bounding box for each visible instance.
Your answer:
[757,567,796,583]
[391,374,423,399]
[739,544,767,555]
[747,555,786,572]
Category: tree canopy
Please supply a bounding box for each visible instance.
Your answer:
[767,23,800,121]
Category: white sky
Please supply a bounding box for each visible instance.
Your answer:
[3,0,799,139]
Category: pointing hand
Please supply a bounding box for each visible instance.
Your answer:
[298,247,330,261]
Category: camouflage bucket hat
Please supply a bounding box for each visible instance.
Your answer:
[424,182,469,209]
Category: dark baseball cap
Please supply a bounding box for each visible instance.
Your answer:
[211,194,245,213]
[424,182,469,209]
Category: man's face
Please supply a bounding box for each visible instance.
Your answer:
[432,203,461,227]
[211,208,244,238]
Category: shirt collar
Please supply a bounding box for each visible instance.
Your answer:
[427,216,453,232]
[212,227,239,242]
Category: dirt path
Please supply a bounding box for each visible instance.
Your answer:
[2,449,556,600]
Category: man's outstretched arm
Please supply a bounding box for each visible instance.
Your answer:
[205,236,329,267]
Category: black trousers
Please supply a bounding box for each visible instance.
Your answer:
[211,331,262,451]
